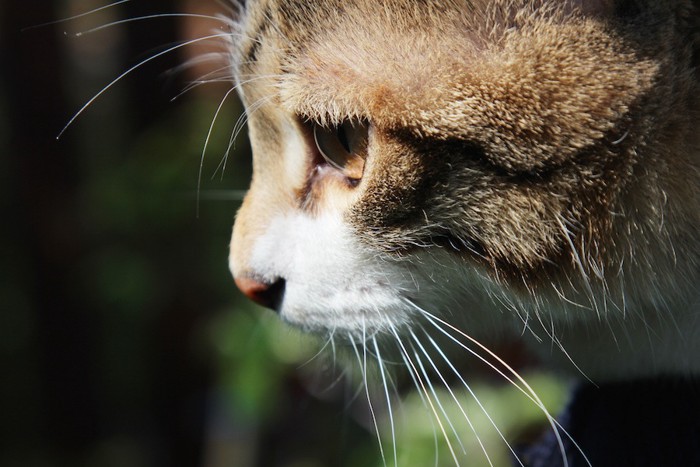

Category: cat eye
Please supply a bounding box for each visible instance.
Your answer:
[312,120,369,182]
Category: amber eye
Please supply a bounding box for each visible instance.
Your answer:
[313,120,369,181]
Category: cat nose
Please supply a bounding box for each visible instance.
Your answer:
[234,276,286,311]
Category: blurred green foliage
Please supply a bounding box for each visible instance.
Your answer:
[387,373,567,467]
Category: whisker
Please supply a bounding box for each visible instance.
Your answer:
[406,300,585,467]
[217,75,284,178]
[170,61,235,100]
[422,328,519,467]
[410,301,531,399]
[218,93,276,177]
[230,93,272,141]
[330,330,338,369]
[298,328,337,369]
[352,323,387,467]
[410,329,494,467]
[409,340,468,458]
[390,325,461,467]
[174,78,234,102]
[73,13,228,37]
[197,85,237,217]
[22,0,131,31]
[395,340,441,467]
[555,216,599,318]
[373,337,398,467]
[58,32,235,139]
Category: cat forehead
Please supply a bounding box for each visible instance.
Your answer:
[235,0,639,112]
[234,0,656,164]
[234,0,615,64]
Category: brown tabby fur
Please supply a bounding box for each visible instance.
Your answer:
[231,0,698,307]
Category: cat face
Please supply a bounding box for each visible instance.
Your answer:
[227,0,699,360]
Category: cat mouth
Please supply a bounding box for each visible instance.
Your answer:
[276,280,412,336]
[234,268,413,336]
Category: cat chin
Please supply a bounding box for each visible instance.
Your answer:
[278,296,410,337]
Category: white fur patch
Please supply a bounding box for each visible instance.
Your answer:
[243,212,414,334]
[234,209,509,340]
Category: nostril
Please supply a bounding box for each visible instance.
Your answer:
[234,276,286,311]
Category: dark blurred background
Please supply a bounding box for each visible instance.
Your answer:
[1,1,382,466]
[1,2,565,466]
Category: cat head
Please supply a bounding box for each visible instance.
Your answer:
[226,0,699,351]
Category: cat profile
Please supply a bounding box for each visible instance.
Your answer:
[226,0,699,465]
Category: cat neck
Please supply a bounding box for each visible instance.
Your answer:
[528,297,700,382]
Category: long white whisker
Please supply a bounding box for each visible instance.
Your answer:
[171,62,275,102]
[396,342,441,467]
[410,330,494,467]
[298,328,336,369]
[174,78,235,102]
[422,328,520,467]
[398,343,441,467]
[373,337,398,467]
[74,13,227,37]
[171,61,234,100]
[390,325,461,467]
[217,75,284,179]
[231,92,275,142]
[409,340,468,458]
[23,0,131,31]
[407,300,585,467]
[58,32,234,139]
[212,94,273,181]
[197,85,237,217]
[353,323,386,467]
[425,310,593,467]
[411,303,530,399]
[216,93,275,179]
[330,331,338,369]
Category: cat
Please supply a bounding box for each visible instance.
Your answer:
[225,0,700,465]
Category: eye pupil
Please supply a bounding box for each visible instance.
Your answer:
[337,125,351,153]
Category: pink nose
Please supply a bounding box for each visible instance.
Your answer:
[234,276,285,310]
